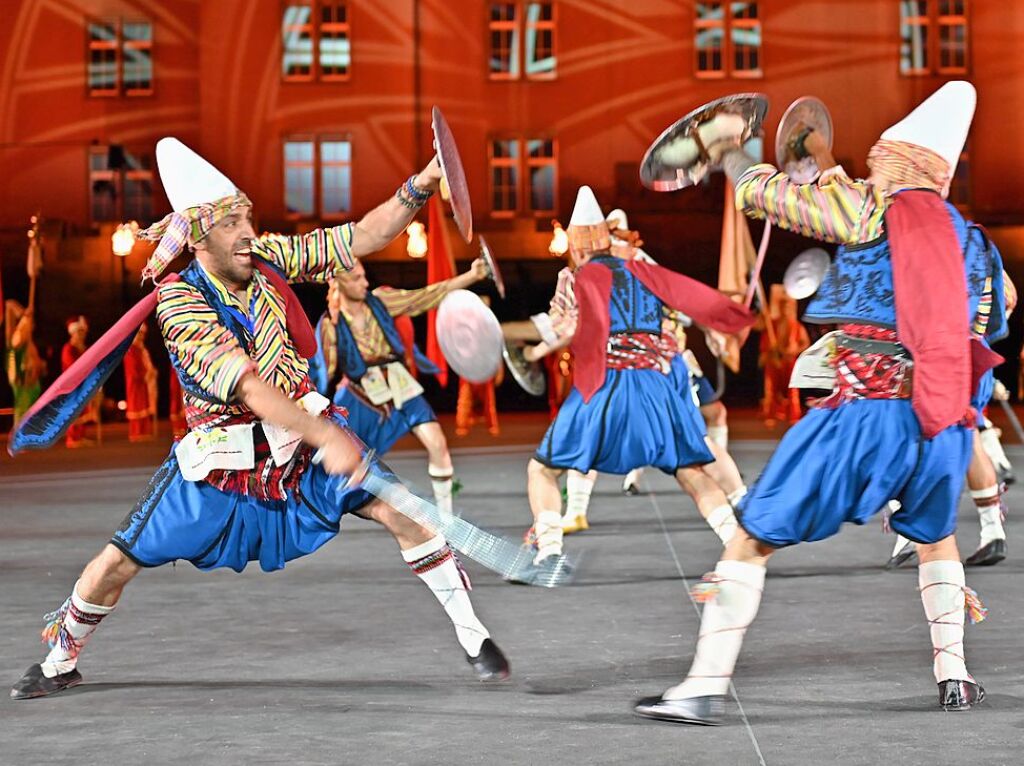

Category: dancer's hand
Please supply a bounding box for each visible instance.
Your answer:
[469,257,489,282]
[414,156,443,194]
[315,427,364,477]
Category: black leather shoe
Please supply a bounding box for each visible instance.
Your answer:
[466,639,510,682]
[938,679,985,710]
[10,664,83,700]
[885,541,917,570]
[965,539,1006,567]
[633,695,725,725]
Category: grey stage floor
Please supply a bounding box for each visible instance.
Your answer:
[2,441,1022,766]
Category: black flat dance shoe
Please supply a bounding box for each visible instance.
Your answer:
[466,639,510,682]
[633,694,725,725]
[964,539,1006,567]
[938,679,985,710]
[10,664,83,700]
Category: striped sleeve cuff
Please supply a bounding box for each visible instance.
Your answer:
[210,350,259,403]
[329,223,356,273]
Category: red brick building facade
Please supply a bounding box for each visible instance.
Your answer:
[2,1,1022,409]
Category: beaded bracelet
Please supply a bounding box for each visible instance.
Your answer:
[395,186,422,210]
[404,175,434,202]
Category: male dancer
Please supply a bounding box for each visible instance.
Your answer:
[313,257,487,518]
[11,137,507,700]
[513,186,753,580]
[635,82,1003,724]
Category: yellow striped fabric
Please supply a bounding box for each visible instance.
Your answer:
[254,224,356,282]
[735,164,887,245]
[157,225,357,420]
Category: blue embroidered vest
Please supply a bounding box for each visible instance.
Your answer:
[803,201,1006,341]
[330,293,439,385]
[592,255,665,334]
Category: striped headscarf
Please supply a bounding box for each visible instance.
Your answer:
[137,191,252,281]
[866,139,951,196]
[567,223,611,262]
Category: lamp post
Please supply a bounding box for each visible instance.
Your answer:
[406,221,427,258]
[112,222,137,308]
[548,220,568,256]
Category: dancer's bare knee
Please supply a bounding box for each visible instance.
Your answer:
[362,499,433,547]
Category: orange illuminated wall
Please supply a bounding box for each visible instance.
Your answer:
[1,1,1023,412]
[4,1,1019,234]
[2,1,1023,241]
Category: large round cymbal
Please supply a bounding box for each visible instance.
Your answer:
[784,248,831,300]
[431,106,473,243]
[479,235,505,299]
[502,342,545,397]
[640,93,769,191]
[775,96,833,184]
[435,290,502,383]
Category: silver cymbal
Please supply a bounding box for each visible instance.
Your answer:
[640,93,769,191]
[479,235,505,299]
[775,96,833,184]
[784,248,831,300]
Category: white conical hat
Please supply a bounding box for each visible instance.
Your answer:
[880,81,976,172]
[155,137,238,212]
[606,208,628,230]
[569,185,605,227]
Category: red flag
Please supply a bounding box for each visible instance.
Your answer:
[426,197,455,387]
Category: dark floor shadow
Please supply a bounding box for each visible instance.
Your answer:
[767,564,899,579]
[67,678,437,696]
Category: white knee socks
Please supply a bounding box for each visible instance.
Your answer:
[970,484,1005,547]
[403,534,489,657]
[706,504,739,544]
[664,560,766,699]
[40,581,116,678]
[623,468,644,492]
[428,464,454,520]
[534,510,564,564]
[564,470,595,521]
[918,560,975,683]
[707,425,729,450]
[726,485,748,508]
[979,425,1012,475]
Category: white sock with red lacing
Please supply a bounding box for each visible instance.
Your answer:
[663,560,766,699]
[970,484,1005,547]
[402,534,488,657]
[918,560,973,683]
[40,581,116,678]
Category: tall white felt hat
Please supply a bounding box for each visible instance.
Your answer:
[155,137,238,212]
[568,185,605,227]
[606,208,629,230]
[880,81,976,173]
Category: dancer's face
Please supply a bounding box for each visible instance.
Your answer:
[195,208,257,291]
[337,260,369,302]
